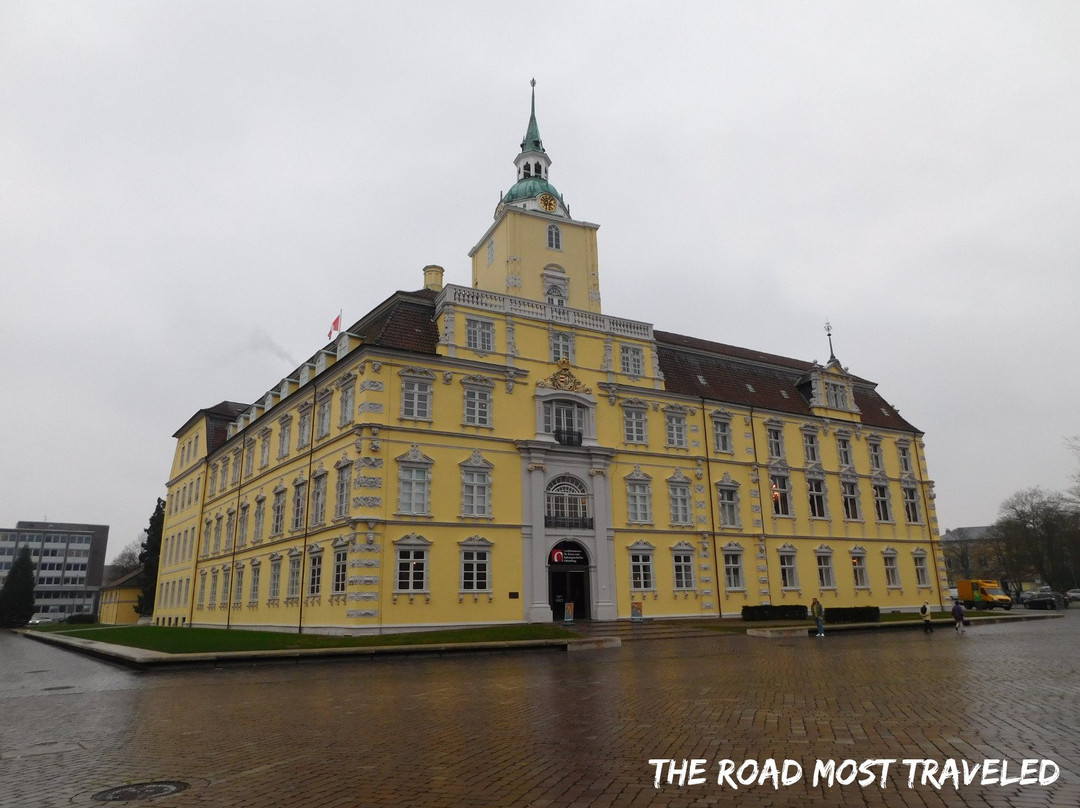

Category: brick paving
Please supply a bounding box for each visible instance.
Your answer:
[1,612,1078,808]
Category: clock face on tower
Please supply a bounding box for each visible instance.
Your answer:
[538,193,557,212]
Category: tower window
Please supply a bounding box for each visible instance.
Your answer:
[547,224,561,250]
[523,164,531,178]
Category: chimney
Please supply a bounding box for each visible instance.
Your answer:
[423,265,444,292]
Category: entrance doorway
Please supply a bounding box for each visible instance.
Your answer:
[548,540,591,621]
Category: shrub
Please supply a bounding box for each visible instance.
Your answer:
[823,606,880,624]
[64,613,97,625]
[741,604,809,621]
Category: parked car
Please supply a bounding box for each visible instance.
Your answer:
[1024,591,1068,610]
[27,613,56,625]
[1066,589,1080,603]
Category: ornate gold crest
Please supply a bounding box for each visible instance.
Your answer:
[536,358,592,393]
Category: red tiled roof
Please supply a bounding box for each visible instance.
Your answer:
[655,331,920,434]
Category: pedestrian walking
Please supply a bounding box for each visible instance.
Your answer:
[810,597,825,637]
[951,600,966,633]
[920,601,933,634]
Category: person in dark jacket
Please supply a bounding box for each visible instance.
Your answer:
[920,601,933,633]
[951,600,966,633]
[810,597,824,637]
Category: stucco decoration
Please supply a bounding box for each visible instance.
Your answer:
[536,358,591,393]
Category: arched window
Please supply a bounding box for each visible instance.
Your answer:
[545,475,591,528]
[523,164,531,178]
[546,284,566,308]
[547,224,561,250]
[534,161,542,177]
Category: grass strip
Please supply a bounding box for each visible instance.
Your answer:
[40,623,578,654]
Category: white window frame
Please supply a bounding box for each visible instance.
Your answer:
[883,551,901,588]
[807,476,828,519]
[622,402,647,444]
[723,544,745,591]
[779,548,799,590]
[668,478,692,526]
[277,417,292,459]
[315,394,332,440]
[338,379,355,428]
[836,434,853,467]
[851,550,869,589]
[253,497,265,544]
[332,546,347,595]
[401,372,434,421]
[664,410,688,449]
[873,483,892,522]
[672,542,695,590]
[291,480,307,531]
[803,430,819,463]
[465,317,495,354]
[268,556,281,601]
[286,553,301,599]
[620,344,644,377]
[816,549,835,589]
[249,561,260,604]
[903,486,921,523]
[395,534,430,593]
[712,415,733,454]
[841,479,861,520]
[308,551,322,597]
[311,473,327,526]
[716,475,741,528]
[547,223,561,250]
[334,461,351,520]
[462,377,494,427]
[396,446,434,516]
[625,469,653,525]
[868,440,884,471]
[459,536,493,593]
[913,551,931,587]
[629,542,655,591]
[271,489,286,535]
[460,451,493,518]
[550,329,573,362]
[770,474,791,517]
[766,424,785,460]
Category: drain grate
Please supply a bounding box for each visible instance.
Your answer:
[92,782,189,801]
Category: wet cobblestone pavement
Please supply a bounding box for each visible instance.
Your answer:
[2,612,1078,807]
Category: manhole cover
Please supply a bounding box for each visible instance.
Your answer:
[92,782,188,801]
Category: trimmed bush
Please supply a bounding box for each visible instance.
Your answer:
[823,606,880,624]
[741,604,809,621]
[64,613,97,625]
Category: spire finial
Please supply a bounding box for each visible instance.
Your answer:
[530,77,536,88]
[825,319,836,362]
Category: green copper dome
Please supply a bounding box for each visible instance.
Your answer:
[501,177,564,205]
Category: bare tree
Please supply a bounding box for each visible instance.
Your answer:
[111,535,145,577]
[994,487,1080,592]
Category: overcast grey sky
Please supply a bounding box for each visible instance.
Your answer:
[2,2,1077,560]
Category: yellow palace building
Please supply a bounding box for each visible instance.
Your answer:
[153,86,945,632]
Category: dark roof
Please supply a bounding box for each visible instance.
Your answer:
[655,330,920,434]
[102,566,143,589]
[940,526,994,543]
[172,401,249,440]
[346,289,440,354]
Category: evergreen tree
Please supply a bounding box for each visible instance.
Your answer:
[136,498,165,617]
[0,547,37,628]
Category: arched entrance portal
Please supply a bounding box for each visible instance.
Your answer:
[548,540,591,621]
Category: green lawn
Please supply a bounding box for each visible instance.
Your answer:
[38,624,579,654]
